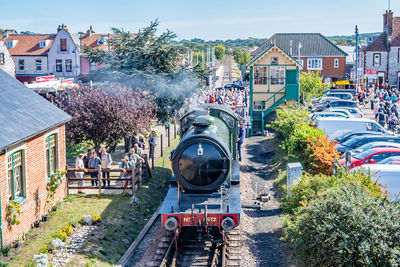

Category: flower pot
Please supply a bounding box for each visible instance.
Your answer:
[42,215,48,222]
[14,240,20,248]
[34,221,41,228]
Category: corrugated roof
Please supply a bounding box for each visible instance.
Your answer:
[5,34,55,56]
[365,32,388,51]
[252,33,347,58]
[0,69,71,150]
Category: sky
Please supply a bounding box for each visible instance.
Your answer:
[0,0,398,40]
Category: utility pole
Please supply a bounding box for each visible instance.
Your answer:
[298,42,302,64]
[355,25,359,87]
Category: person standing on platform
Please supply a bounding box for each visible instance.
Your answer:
[100,148,112,188]
[149,131,157,161]
[75,154,86,194]
[237,121,246,162]
[88,151,101,186]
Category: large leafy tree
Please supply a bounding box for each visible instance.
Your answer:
[54,84,156,151]
[83,20,202,123]
[214,44,225,60]
[300,71,327,103]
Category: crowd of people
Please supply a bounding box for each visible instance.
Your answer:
[74,131,157,193]
[193,87,248,107]
[366,86,400,130]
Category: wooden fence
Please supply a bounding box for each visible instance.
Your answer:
[66,155,150,195]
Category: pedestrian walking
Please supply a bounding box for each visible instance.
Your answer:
[237,121,246,161]
[75,154,86,194]
[88,151,101,186]
[100,148,112,188]
[377,109,387,128]
[149,131,157,161]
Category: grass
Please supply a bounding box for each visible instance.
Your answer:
[7,137,180,267]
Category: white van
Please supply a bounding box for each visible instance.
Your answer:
[315,117,393,140]
[356,165,400,201]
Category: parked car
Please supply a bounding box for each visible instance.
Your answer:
[336,135,400,153]
[325,107,363,118]
[311,97,341,106]
[354,164,400,201]
[324,89,356,96]
[325,92,354,101]
[316,118,391,140]
[224,83,244,90]
[349,141,400,155]
[310,112,348,123]
[339,147,400,169]
[376,156,400,165]
[335,131,385,144]
[312,100,359,112]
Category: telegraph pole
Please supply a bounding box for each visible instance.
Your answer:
[355,25,359,87]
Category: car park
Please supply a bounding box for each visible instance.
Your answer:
[325,92,354,101]
[311,96,341,106]
[312,100,359,112]
[339,147,400,169]
[335,131,385,144]
[316,117,391,140]
[376,156,400,165]
[336,135,400,153]
[354,165,400,201]
[349,141,400,155]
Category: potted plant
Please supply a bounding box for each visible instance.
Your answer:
[42,214,48,222]
[34,220,40,228]
[14,239,20,248]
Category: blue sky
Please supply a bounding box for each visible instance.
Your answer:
[0,0,398,40]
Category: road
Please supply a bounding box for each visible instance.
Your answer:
[215,55,241,88]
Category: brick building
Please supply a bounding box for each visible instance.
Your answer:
[0,69,71,247]
[252,33,347,84]
[360,10,400,87]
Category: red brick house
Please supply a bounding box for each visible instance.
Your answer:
[252,33,347,84]
[0,69,71,247]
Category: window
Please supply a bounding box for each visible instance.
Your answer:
[45,134,58,178]
[36,59,42,71]
[0,53,4,65]
[18,59,24,71]
[373,53,381,66]
[65,59,72,72]
[39,40,46,48]
[253,101,263,111]
[254,66,267,85]
[89,62,96,71]
[307,58,323,70]
[270,66,285,85]
[334,58,339,68]
[7,151,25,200]
[7,40,13,48]
[60,38,67,51]
[271,57,279,65]
[56,59,62,72]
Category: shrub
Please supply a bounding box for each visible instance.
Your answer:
[285,184,400,266]
[269,106,310,144]
[286,124,324,154]
[51,238,66,250]
[281,169,385,214]
[79,215,93,225]
[62,223,73,236]
[55,230,68,242]
[39,245,48,254]
[303,135,338,175]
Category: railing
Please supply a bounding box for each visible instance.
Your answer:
[66,154,150,195]
[261,87,286,111]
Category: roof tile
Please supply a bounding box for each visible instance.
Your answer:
[5,34,56,56]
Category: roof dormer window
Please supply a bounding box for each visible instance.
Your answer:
[97,36,106,45]
[39,40,46,48]
[7,40,15,48]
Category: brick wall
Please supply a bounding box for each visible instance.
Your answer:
[299,56,346,78]
[0,125,67,246]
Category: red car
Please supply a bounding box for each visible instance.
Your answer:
[339,147,400,169]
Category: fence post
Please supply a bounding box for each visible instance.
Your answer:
[98,164,102,195]
[131,164,136,195]
[151,150,154,170]
[160,134,163,157]
[66,165,69,195]
[174,123,177,139]
[168,125,170,147]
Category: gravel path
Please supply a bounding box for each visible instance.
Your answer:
[240,136,299,267]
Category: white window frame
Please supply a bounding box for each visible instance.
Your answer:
[373,53,381,66]
[36,59,42,71]
[307,58,323,70]
[6,143,27,202]
[18,59,24,71]
[39,40,46,48]
[334,58,339,68]
[0,53,4,65]
[7,40,13,48]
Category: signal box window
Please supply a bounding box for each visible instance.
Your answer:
[254,67,267,85]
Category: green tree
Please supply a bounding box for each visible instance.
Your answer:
[83,20,201,123]
[299,71,326,103]
[214,44,225,60]
[233,49,252,66]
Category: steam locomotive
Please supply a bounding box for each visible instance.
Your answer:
[160,104,241,241]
